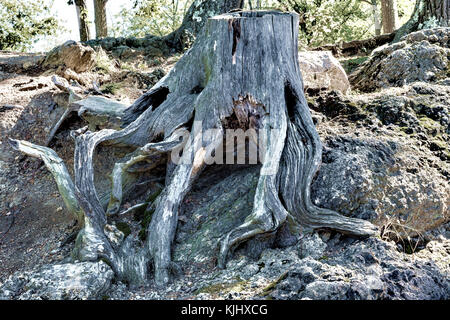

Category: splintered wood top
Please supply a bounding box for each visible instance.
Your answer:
[211,10,297,20]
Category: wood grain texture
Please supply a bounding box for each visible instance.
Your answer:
[11,11,378,286]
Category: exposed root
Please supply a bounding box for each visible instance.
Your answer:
[107,128,188,215]
[10,11,379,288]
[278,82,378,237]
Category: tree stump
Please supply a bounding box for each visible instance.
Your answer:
[10,11,378,286]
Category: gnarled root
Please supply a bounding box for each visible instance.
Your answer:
[10,11,379,288]
[147,126,223,285]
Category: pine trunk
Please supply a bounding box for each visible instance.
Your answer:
[94,0,108,39]
[75,0,90,42]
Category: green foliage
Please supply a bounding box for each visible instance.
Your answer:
[0,0,59,51]
[274,0,373,47]
[111,0,193,38]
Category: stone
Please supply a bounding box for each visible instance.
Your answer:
[298,233,327,259]
[350,28,450,92]
[298,51,350,94]
[42,40,97,73]
[0,261,114,300]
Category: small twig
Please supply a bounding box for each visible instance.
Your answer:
[118,202,148,216]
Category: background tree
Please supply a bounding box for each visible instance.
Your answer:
[275,0,373,47]
[168,0,244,48]
[0,0,59,51]
[11,10,377,286]
[361,0,382,36]
[68,0,91,41]
[381,0,398,33]
[93,0,108,38]
[395,0,449,41]
[113,0,193,37]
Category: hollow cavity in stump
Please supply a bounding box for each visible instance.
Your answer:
[10,11,378,287]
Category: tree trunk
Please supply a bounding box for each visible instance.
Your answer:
[371,0,382,36]
[11,11,377,287]
[93,0,108,39]
[381,0,398,34]
[75,0,91,41]
[394,0,449,41]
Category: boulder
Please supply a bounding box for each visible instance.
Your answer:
[298,51,350,94]
[350,28,450,92]
[42,40,97,73]
[0,261,113,300]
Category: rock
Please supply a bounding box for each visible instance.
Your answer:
[298,51,350,94]
[111,45,136,60]
[0,261,113,300]
[73,96,128,130]
[311,135,448,234]
[0,51,45,73]
[42,40,96,73]
[350,28,450,92]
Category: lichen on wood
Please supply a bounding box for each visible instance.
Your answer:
[11,10,378,287]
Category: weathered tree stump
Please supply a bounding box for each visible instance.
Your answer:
[10,11,378,286]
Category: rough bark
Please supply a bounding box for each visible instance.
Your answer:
[394,0,449,41]
[166,0,244,50]
[312,32,396,57]
[381,0,398,34]
[94,0,108,39]
[85,0,245,54]
[8,139,84,225]
[12,11,378,287]
[75,0,91,42]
